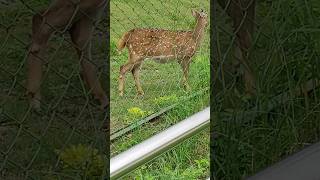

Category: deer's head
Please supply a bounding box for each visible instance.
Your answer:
[192,9,208,27]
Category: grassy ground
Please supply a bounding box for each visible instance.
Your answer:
[110,0,210,179]
[213,1,320,179]
[0,1,107,179]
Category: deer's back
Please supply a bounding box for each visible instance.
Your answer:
[126,28,197,59]
[48,0,106,24]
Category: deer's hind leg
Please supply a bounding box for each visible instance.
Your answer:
[232,0,256,95]
[70,17,108,109]
[218,0,256,95]
[119,55,141,96]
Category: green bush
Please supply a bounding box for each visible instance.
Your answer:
[55,144,106,180]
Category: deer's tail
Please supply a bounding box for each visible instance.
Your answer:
[117,31,131,52]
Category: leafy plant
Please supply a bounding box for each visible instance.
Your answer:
[153,95,178,107]
[127,107,153,119]
[55,144,106,180]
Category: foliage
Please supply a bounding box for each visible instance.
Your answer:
[55,144,106,180]
[127,107,153,119]
[153,95,178,107]
[213,0,320,179]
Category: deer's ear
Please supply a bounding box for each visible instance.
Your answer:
[191,9,197,17]
[199,9,207,18]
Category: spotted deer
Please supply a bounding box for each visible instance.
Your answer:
[117,9,208,96]
[26,0,108,110]
[217,0,256,94]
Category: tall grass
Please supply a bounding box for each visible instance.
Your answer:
[213,0,320,179]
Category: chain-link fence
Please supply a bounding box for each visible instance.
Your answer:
[110,0,210,178]
[110,0,210,138]
[212,0,320,179]
[0,0,107,179]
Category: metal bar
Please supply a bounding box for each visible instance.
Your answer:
[246,141,320,180]
[110,107,210,179]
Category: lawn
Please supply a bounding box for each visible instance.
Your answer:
[110,0,210,179]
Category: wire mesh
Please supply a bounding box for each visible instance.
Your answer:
[212,0,320,179]
[0,0,107,179]
[110,0,210,136]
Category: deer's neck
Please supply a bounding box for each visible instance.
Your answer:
[192,19,206,48]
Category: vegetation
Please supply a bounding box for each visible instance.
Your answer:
[213,0,320,179]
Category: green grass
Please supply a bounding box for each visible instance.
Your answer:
[110,0,210,179]
[112,97,210,179]
[213,0,320,179]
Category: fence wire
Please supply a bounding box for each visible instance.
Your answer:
[212,0,320,179]
[0,0,107,179]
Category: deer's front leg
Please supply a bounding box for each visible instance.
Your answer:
[26,13,54,110]
[119,61,134,96]
[235,28,256,95]
[179,59,191,91]
[131,62,144,96]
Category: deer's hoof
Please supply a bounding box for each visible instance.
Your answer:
[99,98,108,111]
[183,84,191,91]
[27,91,41,112]
[100,122,109,131]
[119,91,124,97]
[100,104,108,111]
[30,98,41,112]
[245,87,256,97]
[137,90,144,96]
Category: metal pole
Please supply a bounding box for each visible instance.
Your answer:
[246,141,320,180]
[110,107,210,179]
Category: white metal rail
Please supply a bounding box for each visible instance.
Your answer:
[247,141,320,180]
[110,107,210,179]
